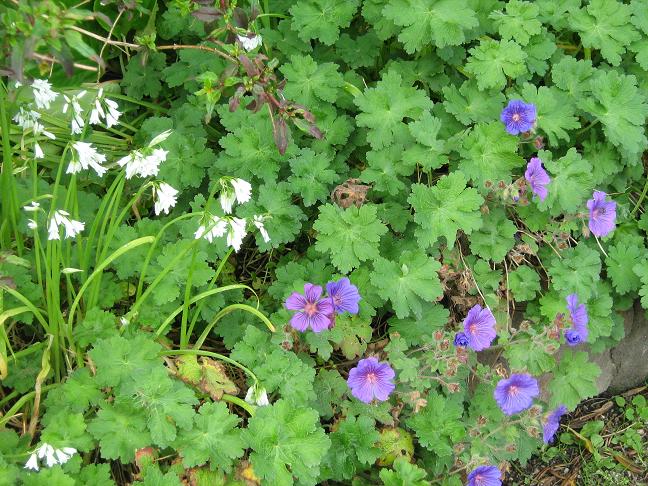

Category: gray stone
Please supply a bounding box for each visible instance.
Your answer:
[607,301,648,393]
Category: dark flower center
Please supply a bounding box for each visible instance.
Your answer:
[365,371,377,384]
[593,207,605,218]
[304,302,317,316]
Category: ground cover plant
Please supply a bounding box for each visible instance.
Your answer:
[1,0,648,484]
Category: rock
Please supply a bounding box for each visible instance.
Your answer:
[607,301,648,393]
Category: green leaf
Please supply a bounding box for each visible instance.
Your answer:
[73,308,118,349]
[442,80,506,126]
[409,172,484,248]
[174,402,244,471]
[335,32,382,68]
[323,415,381,480]
[290,0,360,45]
[517,84,580,145]
[547,244,601,301]
[504,338,554,375]
[361,145,412,196]
[606,237,645,294]
[632,258,648,309]
[551,56,594,101]
[569,0,640,66]
[314,204,388,273]
[122,52,167,100]
[288,148,338,206]
[281,55,344,108]
[402,111,448,171]
[311,369,348,419]
[465,39,527,91]
[388,303,449,346]
[380,457,430,486]
[40,412,94,452]
[490,0,541,46]
[469,208,517,263]
[354,70,433,150]
[406,393,465,456]
[43,368,103,416]
[88,400,151,462]
[548,351,600,409]
[459,122,525,187]
[383,0,478,52]
[243,400,330,486]
[231,326,316,406]
[88,333,162,392]
[537,148,593,216]
[508,265,541,302]
[578,70,648,158]
[371,250,443,319]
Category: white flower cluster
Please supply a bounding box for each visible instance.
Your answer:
[47,210,85,240]
[24,443,77,471]
[13,106,55,160]
[194,178,270,252]
[237,34,263,51]
[117,130,171,179]
[68,141,107,176]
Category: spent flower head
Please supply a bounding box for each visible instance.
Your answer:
[494,373,539,416]
[462,304,497,351]
[284,283,335,333]
[347,357,395,403]
[524,157,550,202]
[587,191,616,237]
[500,100,536,135]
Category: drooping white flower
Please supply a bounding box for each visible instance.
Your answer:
[227,217,247,251]
[48,210,84,240]
[153,182,178,215]
[194,215,228,243]
[27,219,37,230]
[219,189,236,214]
[63,91,87,135]
[117,132,170,179]
[33,142,44,159]
[24,453,39,471]
[219,178,252,214]
[252,214,270,243]
[13,106,40,130]
[69,141,107,176]
[31,79,58,110]
[237,34,263,51]
[53,447,76,465]
[36,443,56,467]
[245,383,270,406]
[23,201,40,212]
[27,443,77,470]
[89,88,121,127]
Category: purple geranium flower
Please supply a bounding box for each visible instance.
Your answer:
[454,331,469,347]
[500,100,536,135]
[466,465,502,486]
[494,373,539,416]
[564,294,588,346]
[284,283,335,333]
[347,357,395,403]
[525,157,551,202]
[463,305,497,351]
[326,277,361,314]
[543,405,568,444]
[587,191,616,237]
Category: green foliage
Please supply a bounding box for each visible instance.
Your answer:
[243,400,330,486]
[407,393,466,458]
[314,204,388,273]
[548,351,601,409]
[465,39,527,90]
